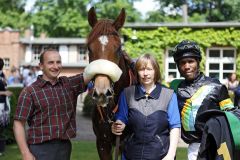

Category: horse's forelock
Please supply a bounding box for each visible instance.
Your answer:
[87,20,119,45]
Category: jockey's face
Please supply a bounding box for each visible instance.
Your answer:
[178,57,199,81]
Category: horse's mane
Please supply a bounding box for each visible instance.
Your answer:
[87,19,120,45]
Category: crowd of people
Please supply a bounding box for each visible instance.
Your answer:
[0,40,239,159]
[5,65,42,87]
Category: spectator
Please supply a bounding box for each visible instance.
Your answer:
[225,73,239,102]
[234,84,240,107]
[0,59,5,79]
[7,66,21,85]
[0,58,12,156]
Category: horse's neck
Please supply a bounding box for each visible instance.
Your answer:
[113,56,132,99]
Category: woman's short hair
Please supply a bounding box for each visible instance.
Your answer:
[135,53,161,83]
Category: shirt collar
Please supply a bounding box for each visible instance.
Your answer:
[36,75,61,88]
[135,83,162,100]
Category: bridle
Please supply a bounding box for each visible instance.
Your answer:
[87,34,123,123]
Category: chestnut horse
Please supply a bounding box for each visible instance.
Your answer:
[86,7,135,160]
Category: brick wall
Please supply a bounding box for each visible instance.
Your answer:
[0,29,24,77]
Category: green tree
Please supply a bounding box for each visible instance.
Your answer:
[149,0,240,22]
[0,0,30,31]
[92,0,141,22]
[30,0,141,37]
[0,0,26,12]
[30,0,90,37]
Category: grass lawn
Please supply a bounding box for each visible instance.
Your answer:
[2,140,187,160]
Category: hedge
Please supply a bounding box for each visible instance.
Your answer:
[122,27,240,78]
[3,86,23,144]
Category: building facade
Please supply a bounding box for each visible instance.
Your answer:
[0,28,89,78]
[1,22,240,83]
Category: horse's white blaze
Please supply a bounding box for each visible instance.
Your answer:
[98,35,108,52]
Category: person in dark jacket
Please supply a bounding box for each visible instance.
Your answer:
[0,58,12,156]
[111,53,181,160]
[234,85,240,107]
[172,40,235,160]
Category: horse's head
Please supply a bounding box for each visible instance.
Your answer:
[86,7,126,107]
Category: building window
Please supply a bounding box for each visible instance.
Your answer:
[3,58,10,69]
[206,48,236,82]
[32,45,59,63]
[78,45,88,61]
[165,49,181,82]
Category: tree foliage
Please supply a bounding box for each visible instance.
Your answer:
[30,0,90,37]
[92,0,141,22]
[29,0,141,37]
[149,0,240,22]
[0,0,30,31]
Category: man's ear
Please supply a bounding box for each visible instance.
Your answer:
[39,63,43,70]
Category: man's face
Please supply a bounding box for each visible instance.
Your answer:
[178,57,199,81]
[39,51,62,82]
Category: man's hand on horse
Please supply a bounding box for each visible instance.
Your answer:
[111,120,125,135]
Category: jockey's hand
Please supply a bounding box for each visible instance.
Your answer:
[111,120,125,135]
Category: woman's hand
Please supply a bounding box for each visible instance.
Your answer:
[5,90,13,96]
[0,90,13,96]
[162,154,175,160]
[111,120,125,135]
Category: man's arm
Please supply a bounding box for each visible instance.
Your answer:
[219,84,235,110]
[13,120,35,160]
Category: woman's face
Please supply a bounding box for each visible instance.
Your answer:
[230,73,237,81]
[137,60,155,87]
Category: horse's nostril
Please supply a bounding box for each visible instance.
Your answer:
[106,89,114,98]
[92,89,98,99]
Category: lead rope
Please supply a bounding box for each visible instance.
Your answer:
[97,106,105,122]
[115,69,136,160]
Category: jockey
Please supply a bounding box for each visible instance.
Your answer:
[172,40,235,160]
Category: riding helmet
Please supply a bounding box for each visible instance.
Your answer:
[173,40,202,63]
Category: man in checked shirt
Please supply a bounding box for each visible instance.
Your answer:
[13,49,93,160]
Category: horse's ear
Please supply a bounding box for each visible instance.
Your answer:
[113,8,126,31]
[88,7,98,28]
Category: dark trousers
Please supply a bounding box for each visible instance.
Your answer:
[0,127,5,152]
[29,139,72,160]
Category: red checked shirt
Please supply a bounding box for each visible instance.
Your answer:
[14,74,86,144]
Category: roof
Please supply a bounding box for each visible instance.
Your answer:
[0,27,19,32]
[20,37,87,44]
[124,22,240,29]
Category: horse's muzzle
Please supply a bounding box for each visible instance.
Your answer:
[92,88,114,107]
